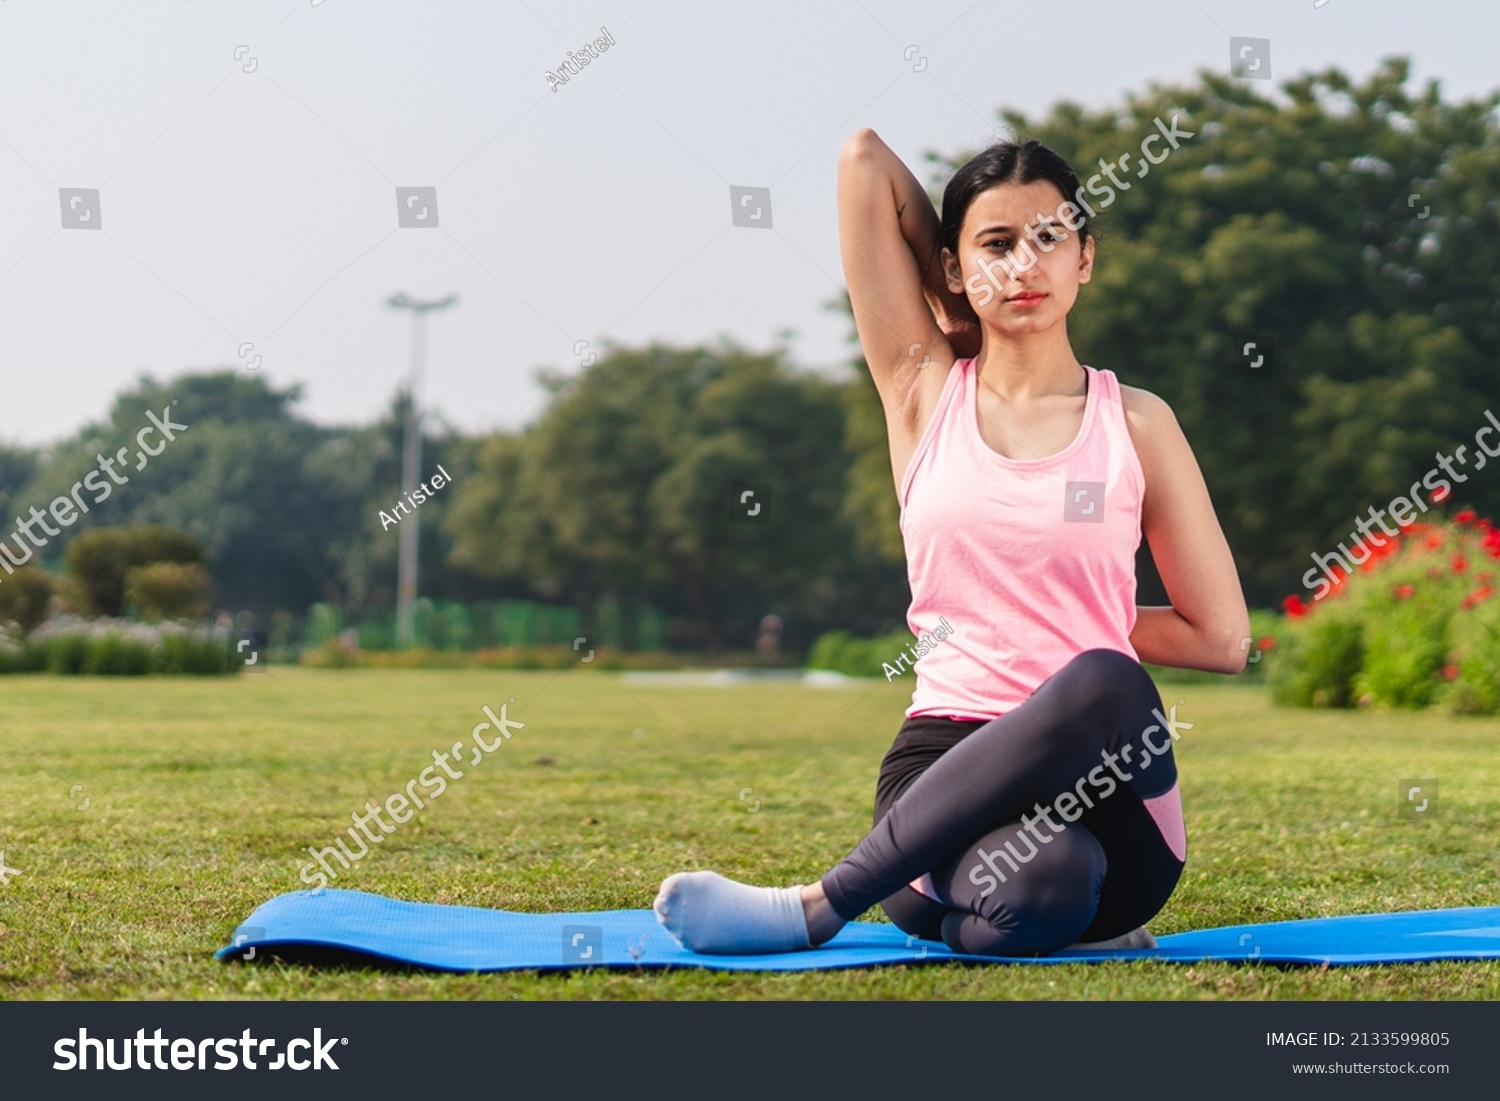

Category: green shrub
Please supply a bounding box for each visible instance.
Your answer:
[1268,599,1365,708]
[805,629,853,672]
[1438,590,1500,715]
[44,631,93,675]
[125,561,211,621]
[806,627,918,678]
[82,632,154,675]
[0,626,39,673]
[1353,574,1455,708]
[13,617,237,676]
[0,566,55,634]
[160,625,233,674]
[65,527,206,617]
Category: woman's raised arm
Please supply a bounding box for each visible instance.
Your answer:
[837,129,971,433]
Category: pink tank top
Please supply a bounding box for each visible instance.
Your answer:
[899,359,1144,720]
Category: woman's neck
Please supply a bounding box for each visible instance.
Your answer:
[973,330,1084,402]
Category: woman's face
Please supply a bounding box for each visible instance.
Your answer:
[943,179,1095,336]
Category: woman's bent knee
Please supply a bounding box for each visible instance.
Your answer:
[878,886,946,942]
[1051,648,1158,713]
[948,827,1106,956]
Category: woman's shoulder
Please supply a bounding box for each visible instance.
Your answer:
[1107,375,1178,433]
[1103,375,1191,473]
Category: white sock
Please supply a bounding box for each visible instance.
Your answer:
[653,871,811,954]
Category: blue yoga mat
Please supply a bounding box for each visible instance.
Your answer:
[216,889,1500,971]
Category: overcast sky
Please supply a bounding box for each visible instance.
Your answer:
[1,0,1496,446]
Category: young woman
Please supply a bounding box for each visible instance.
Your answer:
[653,129,1249,957]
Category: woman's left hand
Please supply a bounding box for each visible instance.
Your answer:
[929,292,981,360]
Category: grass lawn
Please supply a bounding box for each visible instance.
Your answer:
[2,666,1497,1000]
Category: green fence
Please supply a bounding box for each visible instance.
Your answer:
[301,598,665,652]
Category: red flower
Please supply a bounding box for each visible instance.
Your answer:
[1426,533,1444,548]
[1456,509,1477,525]
[1462,585,1495,610]
[1282,595,1308,618]
[1393,584,1415,600]
[1441,664,1460,681]
[1432,484,1452,503]
[1453,554,1469,573]
[1258,635,1276,651]
[1480,572,1494,583]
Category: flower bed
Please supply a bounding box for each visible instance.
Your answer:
[1269,506,1500,712]
[0,616,240,675]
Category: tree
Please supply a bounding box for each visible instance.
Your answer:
[447,341,856,647]
[10,371,483,622]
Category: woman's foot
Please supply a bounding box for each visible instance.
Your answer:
[653,871,812,954]
[651,873,851,953]
[1067,925,1157,950]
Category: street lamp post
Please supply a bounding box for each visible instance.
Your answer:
[387,291,458,648]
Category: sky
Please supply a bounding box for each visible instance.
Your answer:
[1,0,1497,446]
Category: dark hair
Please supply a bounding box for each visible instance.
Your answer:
[938,139,1090,257]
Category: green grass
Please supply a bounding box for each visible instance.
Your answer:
[2,668,1497,1000]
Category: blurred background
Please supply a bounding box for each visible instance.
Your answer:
[2,0,1498,665]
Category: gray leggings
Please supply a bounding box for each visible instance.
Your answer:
[819,649,1186,956]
